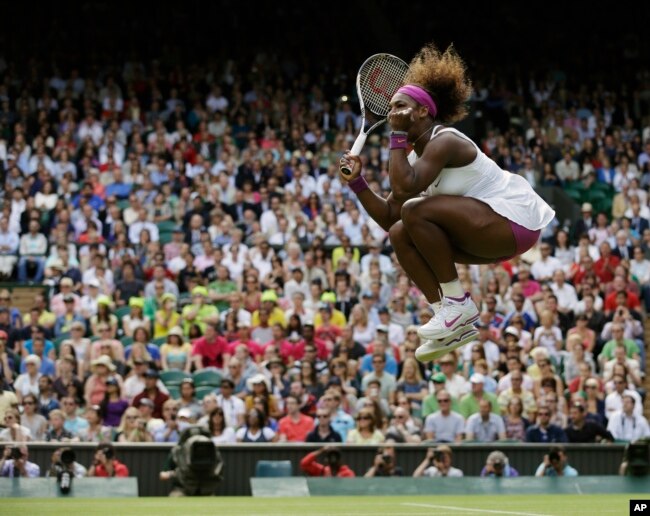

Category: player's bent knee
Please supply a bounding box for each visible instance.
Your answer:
[388,220,409,245]
[400,198,424,226]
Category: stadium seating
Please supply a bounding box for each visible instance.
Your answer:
[193,370,222,387]
[159,370,188,386]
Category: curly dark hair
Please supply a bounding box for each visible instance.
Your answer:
[403,43,472,124]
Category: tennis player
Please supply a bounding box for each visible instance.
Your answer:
[339,43,555,362]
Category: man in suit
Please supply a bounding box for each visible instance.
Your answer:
[225,190,260,224]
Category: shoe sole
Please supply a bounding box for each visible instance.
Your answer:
[415,328,479,363]
[416,313,480,341]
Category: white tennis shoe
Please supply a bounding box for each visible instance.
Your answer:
[416,293,480,341]
[415,327,479,363]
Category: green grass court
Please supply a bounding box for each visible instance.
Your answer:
[2,494,641,515]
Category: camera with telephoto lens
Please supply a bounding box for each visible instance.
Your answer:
[53,447,76,495]
[548,450,561,463]
[432,450,445,463]
[10,447,23,460]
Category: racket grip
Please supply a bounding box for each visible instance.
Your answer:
[341,133,368,175]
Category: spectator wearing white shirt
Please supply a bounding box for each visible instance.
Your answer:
[607,395,650,442]
[0,217,19,278]
[360,240,393,277]
[605,375,643,419]
[423,390,465,443]
[128,208,159,244]
[18,220,47,282]
[530,242,563,283]
[438,354,470,400]
[550,269,578,315]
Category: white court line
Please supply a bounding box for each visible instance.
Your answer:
[402,502,552,516]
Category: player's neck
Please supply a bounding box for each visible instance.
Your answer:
[411,124,434,155]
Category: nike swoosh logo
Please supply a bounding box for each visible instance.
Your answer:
[434,177,442,187]
[397,138,406,143]
[444,314,462,328]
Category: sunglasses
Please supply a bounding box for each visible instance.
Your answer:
[357,415,372,421]
[23,401,35,406]
[437,399,450,403]
[538,412,550,416]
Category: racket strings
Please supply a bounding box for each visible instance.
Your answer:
[358,56,409,117]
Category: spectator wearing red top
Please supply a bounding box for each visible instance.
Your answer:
[277,395,314,442]
[132,370,169,419]
[265,324,296,363]
[191,323,228,370]
[593,241,620,285]
[225,322,263,361]
[87,444,129,477]
[603,287,641,317]
[300,447,355,477]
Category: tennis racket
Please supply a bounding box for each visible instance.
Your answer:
[341,53,409,175]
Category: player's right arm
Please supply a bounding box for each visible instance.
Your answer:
[339,153,404,231]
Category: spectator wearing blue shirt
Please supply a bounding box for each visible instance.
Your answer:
[525,406,568,443]
[359,339,397,376]
[535,446,579,477]
[72,183,105,211]
[20,337,56,377]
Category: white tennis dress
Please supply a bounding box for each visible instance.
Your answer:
[407,126,555,231]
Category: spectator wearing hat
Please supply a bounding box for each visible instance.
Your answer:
[178,378,203,421]
[252,290,286,329]
[459,373,500,419]
[13,355,42,404]
[84,355,120,406]
[153,292,181,340]
[480,450,519,477]
[50,277,80,317]
[181,285,220,335]
[54,293,86,337]
[79,278,102,319]
[191,322,228,371]
[133,369,169,419]
[99,376,129,428]
[120,297,147,338]
[251,307,274,344]
[266,357,290,398]
[89,295,118,339]
[244,373,283,420]
[314,292,346,329]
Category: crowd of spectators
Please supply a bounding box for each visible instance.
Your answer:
[0,51,649,464]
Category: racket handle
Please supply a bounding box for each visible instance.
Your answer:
[341,133,368,175]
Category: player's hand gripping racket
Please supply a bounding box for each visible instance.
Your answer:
[341,53,409,175]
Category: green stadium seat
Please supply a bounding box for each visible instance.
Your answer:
[193,370,222,387]
[195,385,215,400]
[156,220,177,233]
[255,460,293,478]
[53,333,71,354]
[159,370,189,386]
[166,385,181,400]
[159,231,174,245]
[120,336,134,347]
[114,306,131,322]
[153,336,167,347]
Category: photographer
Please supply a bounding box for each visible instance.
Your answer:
[480,450,519,477]
[413,445,463,477]
[535,445,578,477]
[300,446,356,477]
[47,447,87,478]
[87,443,129,477]
[0,445,40,477]
[364,441,403,477]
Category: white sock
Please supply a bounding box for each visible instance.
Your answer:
[431,301,443,314]
[440,279,464,298]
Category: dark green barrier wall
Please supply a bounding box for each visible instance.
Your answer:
[22,443,629,497]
